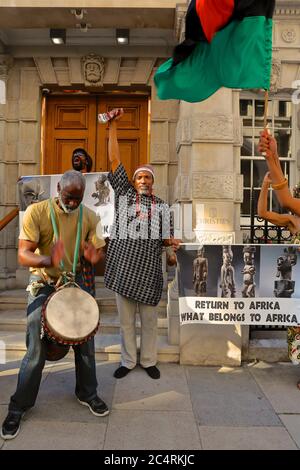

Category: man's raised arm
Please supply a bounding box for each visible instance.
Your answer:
[108,108,124,174]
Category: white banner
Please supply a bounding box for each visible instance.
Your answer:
[179,297,300,326]
[177,244,300,326]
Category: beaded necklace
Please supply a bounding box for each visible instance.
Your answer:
[135,193,156,220]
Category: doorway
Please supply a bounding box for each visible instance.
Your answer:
[43,93,149,176]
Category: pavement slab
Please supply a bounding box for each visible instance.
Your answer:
[2,420,107,450]
[1,363,300,450]
[0,405,9,446]
[198,425,298,450]
[0,359,53,406]
[248,362,300,414]
[26,399,110,424]
[185,365,281,426]
[278,415,300,448]
[104,410,201,450]
[28,360,117,423]
[113,364,192,411]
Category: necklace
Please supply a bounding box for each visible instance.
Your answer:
[49,199,82,275]
[135,193,156,220]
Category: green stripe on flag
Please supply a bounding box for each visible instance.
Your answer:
[154,16,273,103]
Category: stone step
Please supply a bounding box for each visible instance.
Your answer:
[0,331,179,363]
[0,310,168,335]
[0,289,167,316]
[247,338,289,363]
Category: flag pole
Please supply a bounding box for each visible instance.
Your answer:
[263,89,269,129]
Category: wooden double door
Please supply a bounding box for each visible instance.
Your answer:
[43,94,149,177]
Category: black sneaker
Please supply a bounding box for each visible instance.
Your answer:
[143,365,160,380]
[113,366,132,379]
[77,396,109,417]
[1,411,23,440]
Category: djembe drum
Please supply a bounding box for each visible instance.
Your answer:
[41,284,99,361]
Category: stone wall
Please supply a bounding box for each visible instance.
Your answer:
[149,76,179,203]
[0,57,41,288]
[171,89,244,366]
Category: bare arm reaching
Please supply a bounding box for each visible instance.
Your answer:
[259,130,300,215]
[257,172,300,234]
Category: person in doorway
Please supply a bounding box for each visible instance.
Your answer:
[1,170,108,441]
[103,108,181,380]
[72,148,93,173]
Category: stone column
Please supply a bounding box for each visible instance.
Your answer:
[150,79,179,204]
[0,55,18,289]
[0,58,42,288]
[150,78,180,290]
[174,88,244,366]
[16,63,42,288]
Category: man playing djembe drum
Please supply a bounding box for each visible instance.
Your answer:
[1,171,109,441]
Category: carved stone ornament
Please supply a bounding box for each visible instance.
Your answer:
[270,58,281,94]
[281,29,296,43]
[192,115,233,142]
[193,173,234,200]
[81,54,105,87]
[194,232,235,245]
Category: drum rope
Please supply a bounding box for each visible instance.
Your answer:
[49,199,83,282]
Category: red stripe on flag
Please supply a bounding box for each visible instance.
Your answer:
[196,0,234,43]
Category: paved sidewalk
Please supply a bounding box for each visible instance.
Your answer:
[0,358,300,450]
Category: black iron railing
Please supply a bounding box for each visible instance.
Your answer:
[241,219,293,244]
[242,186,293,244]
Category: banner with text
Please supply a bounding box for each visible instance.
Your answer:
[177,244,300,326]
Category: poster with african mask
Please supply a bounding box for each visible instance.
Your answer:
[177,244,300,326]
[18,173,114,236]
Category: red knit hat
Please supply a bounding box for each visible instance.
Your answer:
[132,164,155,181]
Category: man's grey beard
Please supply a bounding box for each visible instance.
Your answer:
[58,195,78,214]
[138,187,150,195]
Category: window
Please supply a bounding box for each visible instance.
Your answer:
[240,97,294,219]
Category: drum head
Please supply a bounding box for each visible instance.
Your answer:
[45,287,99,342]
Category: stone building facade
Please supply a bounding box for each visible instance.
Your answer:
[0,0,299,364]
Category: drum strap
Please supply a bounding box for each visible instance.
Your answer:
[49,199,83,276]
